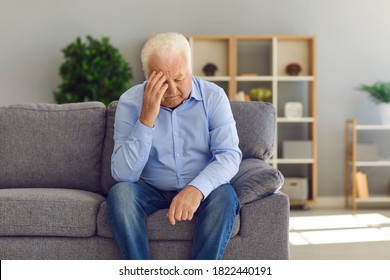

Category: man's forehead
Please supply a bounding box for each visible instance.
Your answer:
[149,55,187,78]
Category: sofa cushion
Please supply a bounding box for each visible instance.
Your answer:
[231,158,284,205]
[0,188,105,237]
[0,102,106,193]
[230,101,276,160]
[97,201,240,240]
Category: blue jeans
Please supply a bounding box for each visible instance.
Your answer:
[106,181,239,260]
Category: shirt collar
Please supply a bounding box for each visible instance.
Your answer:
[188,76,203,101]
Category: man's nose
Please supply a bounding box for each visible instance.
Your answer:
[166,80,177,94]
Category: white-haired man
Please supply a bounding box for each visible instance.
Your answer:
[107,32,242,259]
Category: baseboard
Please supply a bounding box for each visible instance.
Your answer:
[311,196,345,209]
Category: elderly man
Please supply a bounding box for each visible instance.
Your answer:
[107,32,242,260]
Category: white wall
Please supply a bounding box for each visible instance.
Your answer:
[1,0,390,197]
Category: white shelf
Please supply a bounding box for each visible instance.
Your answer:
[277,117,315,123]
[356,124,390,130]
[235,75,314,82]
[355,160,390,167]
[197,76,230,82]
[277,158,314,164]
[236,76,273,82]
[276,76,315,82]
[355,196,390,204]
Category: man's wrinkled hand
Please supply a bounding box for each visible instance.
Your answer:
[139,71,168,128]
[167,185,204,225]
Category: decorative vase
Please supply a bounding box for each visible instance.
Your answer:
[285,63,301,76]
[202,63,218,76]
[284,102,303,118]
[378,103,390,125]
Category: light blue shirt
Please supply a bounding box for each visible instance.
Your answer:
[111,76,242,199]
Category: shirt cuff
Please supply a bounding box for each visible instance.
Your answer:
[131,119,154,143]
[188,177,214,200]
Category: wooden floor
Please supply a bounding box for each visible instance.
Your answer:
[289,207,390,259]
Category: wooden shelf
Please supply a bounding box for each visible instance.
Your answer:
[189,34,317,207]
[345,119,390,210]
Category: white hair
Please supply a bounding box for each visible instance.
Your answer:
[141,32,192,78]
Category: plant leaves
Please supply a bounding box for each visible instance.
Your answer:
[360,82,390,103]
[53,35,133,106]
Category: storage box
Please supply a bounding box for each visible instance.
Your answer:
[283,141,312,158]
[356,143,378,161]
[282,177,308,200]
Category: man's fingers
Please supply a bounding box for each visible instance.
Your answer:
[156,83,168,100]
[167,205,195,226]
[147,72,166,94]
[146,72,168,105]
[174,209,184,222]
[180,211,189,221]
[167,205,177,225]
[186,212,194,221]
[140,71,168,127]
[167,186,203,225]
[167,202,190,225]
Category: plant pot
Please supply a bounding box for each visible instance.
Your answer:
[379,103,390,125]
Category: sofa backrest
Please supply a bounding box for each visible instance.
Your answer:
[0,102,106,193]
[230,101,276,160]
[100,100,276,195]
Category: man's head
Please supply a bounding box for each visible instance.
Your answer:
[141,32,193,109]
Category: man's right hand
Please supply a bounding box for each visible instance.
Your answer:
[139,71,168,128]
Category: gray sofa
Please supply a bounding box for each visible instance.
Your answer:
[0,100,289,260]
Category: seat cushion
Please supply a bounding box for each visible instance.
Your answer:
[0,102,106,193]
[97,201,240,241]
[0,188,105,237]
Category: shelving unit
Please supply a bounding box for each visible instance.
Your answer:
[345,119,390,210]
[188,35,317,207]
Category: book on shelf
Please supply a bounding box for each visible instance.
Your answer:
[354,171,369,199]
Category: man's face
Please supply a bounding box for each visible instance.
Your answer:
[148,53,192,109]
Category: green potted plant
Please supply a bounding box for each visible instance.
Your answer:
[360,82,390,125]
[53,35,132,106]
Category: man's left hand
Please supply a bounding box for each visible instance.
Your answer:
[167,185,204,225]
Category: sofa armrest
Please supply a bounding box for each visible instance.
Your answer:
[227,192,289,259]
[231,158,284,205]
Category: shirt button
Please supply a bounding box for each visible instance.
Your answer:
[176,153,181,157]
